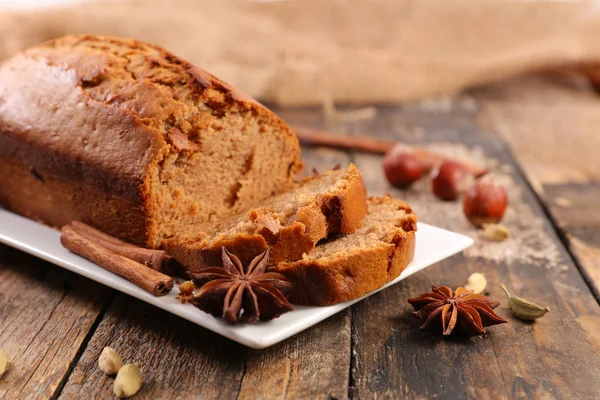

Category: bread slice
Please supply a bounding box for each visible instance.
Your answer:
[0,35,301,248]
[269,195,417,306]
[164,164,368,272]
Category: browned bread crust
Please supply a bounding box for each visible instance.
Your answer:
[270,195,417,306]
[164,164,368,272]
[0,35,301,248]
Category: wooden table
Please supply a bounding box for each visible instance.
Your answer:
[1,75,599,399]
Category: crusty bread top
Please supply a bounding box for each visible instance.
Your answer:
[0,34,301,200]
[19,35,293,138]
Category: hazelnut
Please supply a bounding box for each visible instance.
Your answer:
[383,145,424,188]
[430,160,474,201]
[114,364,142,398]
[465,272,487,294]
[463,177,508,227]
[98,347,124,375]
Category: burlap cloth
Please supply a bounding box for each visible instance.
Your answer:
[1,0,599,105]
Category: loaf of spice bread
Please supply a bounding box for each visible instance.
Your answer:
[0,35,302,248]
[165,164,368,272]
[269,195,417,306]
[0,35,418,309]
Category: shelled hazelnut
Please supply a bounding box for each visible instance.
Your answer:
[98,347,124,375]
[114,364,143,398]
[463,176,508,227]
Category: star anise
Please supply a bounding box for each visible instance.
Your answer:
[186,247,294,323]
[408,285,507,336]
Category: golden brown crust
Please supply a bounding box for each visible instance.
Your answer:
[0,35,301,246]
[267,221,318,265]
[169,234,269,275]
[270,196,417,306]
[0,157,148,242]
[273,233,415,306]
[334,171,369,233]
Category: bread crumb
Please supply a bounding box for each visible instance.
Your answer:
[177,281,196,303]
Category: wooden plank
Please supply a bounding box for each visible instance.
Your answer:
[59,292,247,399]
[238,310,351,399]
[59,145,353,399]
[477,76,600,299]
[330,103,600,399]
[0,244,111,399]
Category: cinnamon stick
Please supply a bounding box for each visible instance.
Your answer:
[69,221,176,275]
[292,125,488,177]
[61,225,174,296]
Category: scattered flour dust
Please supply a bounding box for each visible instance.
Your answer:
[409,142,566,271]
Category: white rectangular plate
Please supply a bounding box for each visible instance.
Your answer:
[0,208,473,349]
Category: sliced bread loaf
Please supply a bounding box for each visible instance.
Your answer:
[269,195,417,306]
[164,164,368,272]
[0,35,302,248]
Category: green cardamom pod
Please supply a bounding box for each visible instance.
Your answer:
[500,284,550,321]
